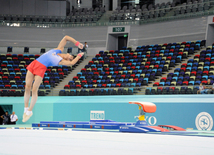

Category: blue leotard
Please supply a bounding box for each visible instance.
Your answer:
[36,49,63,67]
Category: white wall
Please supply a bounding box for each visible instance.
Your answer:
[0,16,207,51]
[69,0,92,9]
[113,0,118,10]
[0,0,67,16]
[103,0,109,11]
[80,0,92,8]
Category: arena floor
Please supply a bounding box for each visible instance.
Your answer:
[0,125,214,155]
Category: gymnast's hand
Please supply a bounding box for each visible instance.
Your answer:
[78,52,84,57]
[77,52,84,58]
[78,43,84,49]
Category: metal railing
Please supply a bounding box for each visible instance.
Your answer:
[0,86,142,96]
[1,84,211,96]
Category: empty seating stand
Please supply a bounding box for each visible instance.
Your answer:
[109,1,213,22]
[174,0,211,16]
[110,2,172,22]
[147,40,210,95]
[0,7,105,24]
[0,52,80,96]
[60,40,202,96]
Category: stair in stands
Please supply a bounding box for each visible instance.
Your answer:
[97,11,113,23]
[49,56,94,96]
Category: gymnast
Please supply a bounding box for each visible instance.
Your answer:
[22,35,84,122]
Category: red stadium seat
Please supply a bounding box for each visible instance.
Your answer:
[182,81,188,86]
[18,54,23,57]
[104,68,109,71]
[131,74,135,78]
[203,71,209,75]
[155,50,160,54]
[73,76,78,81]
[44,81,49,85]
[154,65,159,69]
[167,56,171,60]
[157,87,163,91]
[12,57,18,60]
[64,85,70,89]
[116,83,121,87]
[92,68,97,72]
[146,62,150,65]
[144,66,149,69]
[194,55,200,58]
[205,57,211,61]
[201,80,207,84]
[81,68,86,72]
[180,68,186,72]
[178,52,183,55]
[57,69,62,72]
[114,71,118,75]
[128,63,132,66]
[102,84,107,87]
[181,63,187,68]
[1,64,7,67]
[94,72,99,75]
[2,76,8,80]
[99,61,104,64]
[96,54,101,57]
[89,61,94,64]
[170,87,175,90]
[4,85,11,89]
[133,78,138,83]
[76,85,81,89]
[153,82,159,86]
[191,71,196,76]
[160,77,166,82]
[120,60,125,63]
[81,80,87,84]
[131,66,136,70]
[15,76,20,80]
[121,75,126,78]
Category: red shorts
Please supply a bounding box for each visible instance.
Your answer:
[26,60,47,78]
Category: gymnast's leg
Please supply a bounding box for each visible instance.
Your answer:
[28,75,43,112]
[24,71,34,114]
[23,74,43,122]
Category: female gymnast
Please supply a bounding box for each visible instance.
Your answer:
[22,35,84,122]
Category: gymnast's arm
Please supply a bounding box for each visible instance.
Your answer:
[58,53,83,66]
[55,35,83,52]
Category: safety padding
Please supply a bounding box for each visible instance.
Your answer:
[119,125,161,133]
[148,126,170,132]
[158,125,186,131]
[129,101,156,113]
